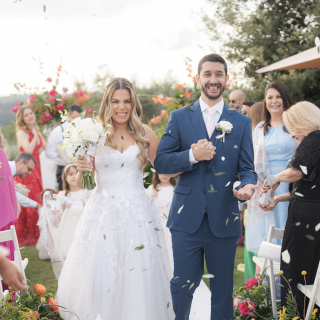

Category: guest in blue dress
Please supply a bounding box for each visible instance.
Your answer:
[245,82,295,279]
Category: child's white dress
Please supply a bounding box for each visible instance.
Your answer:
[147,184,212,320]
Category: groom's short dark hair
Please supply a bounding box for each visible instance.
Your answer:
[198,54,228,75]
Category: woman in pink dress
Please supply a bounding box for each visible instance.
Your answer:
[14,106,47,246]
[0,129,21,291]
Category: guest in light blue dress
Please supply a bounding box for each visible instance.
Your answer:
[245,82,295,280]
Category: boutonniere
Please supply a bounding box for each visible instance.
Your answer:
[216,120,233,142]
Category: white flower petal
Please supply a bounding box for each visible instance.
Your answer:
[225,181,231,187]
[315,223,320,232]
[221,157,225,161]
[282,250,290,264]
[233,181,241,189]
[202,274,214,278]
[295,192,304,197]
[178,205,184,214]
[300,165,308,175]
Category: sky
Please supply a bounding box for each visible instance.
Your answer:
[0,0,217,96]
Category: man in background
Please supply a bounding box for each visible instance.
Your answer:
[229,89,246,112]
[45,105,82,190]
[241,102,254,116]
[8,152,40,209]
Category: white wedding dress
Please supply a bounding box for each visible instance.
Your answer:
[57,144,174,320]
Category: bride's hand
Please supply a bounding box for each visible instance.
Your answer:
[76,155,94,172]
[259,196,280,211]
[260,179,271,196]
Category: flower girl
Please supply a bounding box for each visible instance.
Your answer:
[147,172,212,320]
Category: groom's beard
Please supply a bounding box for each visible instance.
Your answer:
[201,83,226,100]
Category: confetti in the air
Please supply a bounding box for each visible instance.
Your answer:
[275,148,282,151]
[178,205,184,214]
[226,218,229,225]
[312,185,316,189]
[13,84,20,92]
[121,136,124,140]
[306,234,315,241]
[189,283,194,290]
[306,224,309,229]
[208,185,217,193]
[120,163,124,168]
[97,64,107,70]
[233,181,241,189]
[43,5,46,12]
[134,245,144,250]
[154,228,162,231]
[225,181,231,187]
[215,172,225,176]
[234,216,239,222]
[295,222,301,226]
[221,157,225,161]
[282,250,290,264]
[103,234,106,240]
[315,223,320,232]
[157,244,162,249]
[167,302,170,309]
[202,274,214,279]
[105,164,109,167]
[142,269,148,272]
[150,168,156,172]
[233,145,238,148]
[92,13,98,17]
[295,192,304,197]
[300,165,308,175]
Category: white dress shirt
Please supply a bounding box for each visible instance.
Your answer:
[189,97,224,165]
[8,161,38,208]
[45,121,69,166]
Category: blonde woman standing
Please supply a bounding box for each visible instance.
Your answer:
[15,106,47,245]
[57,78,174,320]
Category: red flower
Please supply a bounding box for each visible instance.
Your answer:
[43,113,52,120]
[12,106,19,113]
[15,101,21,106]
[29,95,37,101]
[48,89,57,97]
[86,107,93,114]
[184,91,192,99]
[175,83,185,91]
[239,300,255,317]
[57,103,65,111]
[192,76,197,83]
[48,297,59,312]
[78,89,84,97]
[33,284,46,295]
[46,77,52,82]
[34,311,40,318]
[178,104,183,109]
[245,277,259,290]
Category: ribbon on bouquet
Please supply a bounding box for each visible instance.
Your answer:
[216,132,226,142]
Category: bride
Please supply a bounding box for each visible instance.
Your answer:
[57,78,175,320]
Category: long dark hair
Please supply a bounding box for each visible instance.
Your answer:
[152,172,177,191]
[262,82,293,135]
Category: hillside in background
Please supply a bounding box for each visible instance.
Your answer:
[0,95,28,126]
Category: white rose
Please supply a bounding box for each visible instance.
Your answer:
[218,121,233,133]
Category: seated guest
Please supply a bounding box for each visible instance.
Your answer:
[8,152,40,210]
[229,89,246,111]
[260,101,320,316]
[247,102,263,131]
[45,105,82,190]
[241,101,254,116]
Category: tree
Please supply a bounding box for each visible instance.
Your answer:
[202,0,320,105]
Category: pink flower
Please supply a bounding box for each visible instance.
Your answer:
[245,277,259,290]
[239,300,256,317]
[48,89,57,97]
[57,103,65,111]
[160,109,167,116]
[43,113,52,120]
[29,95,36,101]
[233,297,241,308]
[86,107,93,114]
[62,87,68,93]
[15,101,21,106]
[78,89,84,97]
[46,77,52,82]
[12,105,19,113]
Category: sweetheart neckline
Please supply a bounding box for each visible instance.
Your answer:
[103,143,137,154]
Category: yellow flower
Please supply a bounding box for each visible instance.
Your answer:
[40,297,46,303]
[293,317,299,320]
[278,270,284,275]
[312,308,318,319]
[248,304,253,309]
[301,271,307,276]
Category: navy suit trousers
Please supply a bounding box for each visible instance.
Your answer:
[170,214,238,320]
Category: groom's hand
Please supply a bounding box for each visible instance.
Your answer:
[191,139,216,161]
[233,184,259,201]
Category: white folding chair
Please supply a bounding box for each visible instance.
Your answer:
[297,260,320,320]
[0,225,28,298]
[253,224,284,320]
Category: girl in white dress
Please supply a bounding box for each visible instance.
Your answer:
[147,172,212,320]
[57,164,91,259]
[57,78,175,320]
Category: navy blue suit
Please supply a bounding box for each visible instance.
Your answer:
[154,99,257,320]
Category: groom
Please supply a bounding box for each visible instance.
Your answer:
[154,53,257,320]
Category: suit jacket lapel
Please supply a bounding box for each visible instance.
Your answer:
[208,103,234,170]
[189,100,208,140]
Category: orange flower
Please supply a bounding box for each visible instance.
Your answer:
[178,104,183,109]
[226,82,230,88]
[152,96,159,104]
[184,91,192,99]
[48,297,59,312]
[175,84,185,91]
[33,284,46,296]
[150,118,156,124]
[192,76,197,83]
[34,311,40,319]
[160,110,167,116]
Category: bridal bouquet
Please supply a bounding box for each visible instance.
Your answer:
[61,111,111,190]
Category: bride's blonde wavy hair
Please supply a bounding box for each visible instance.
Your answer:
[15,106,39,133]
[99,77,149,171]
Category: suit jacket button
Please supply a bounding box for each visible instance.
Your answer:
[207,170,211,175]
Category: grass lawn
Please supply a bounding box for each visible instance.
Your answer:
[22,245,245,294]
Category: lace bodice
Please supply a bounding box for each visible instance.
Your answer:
[95,143,145,194]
